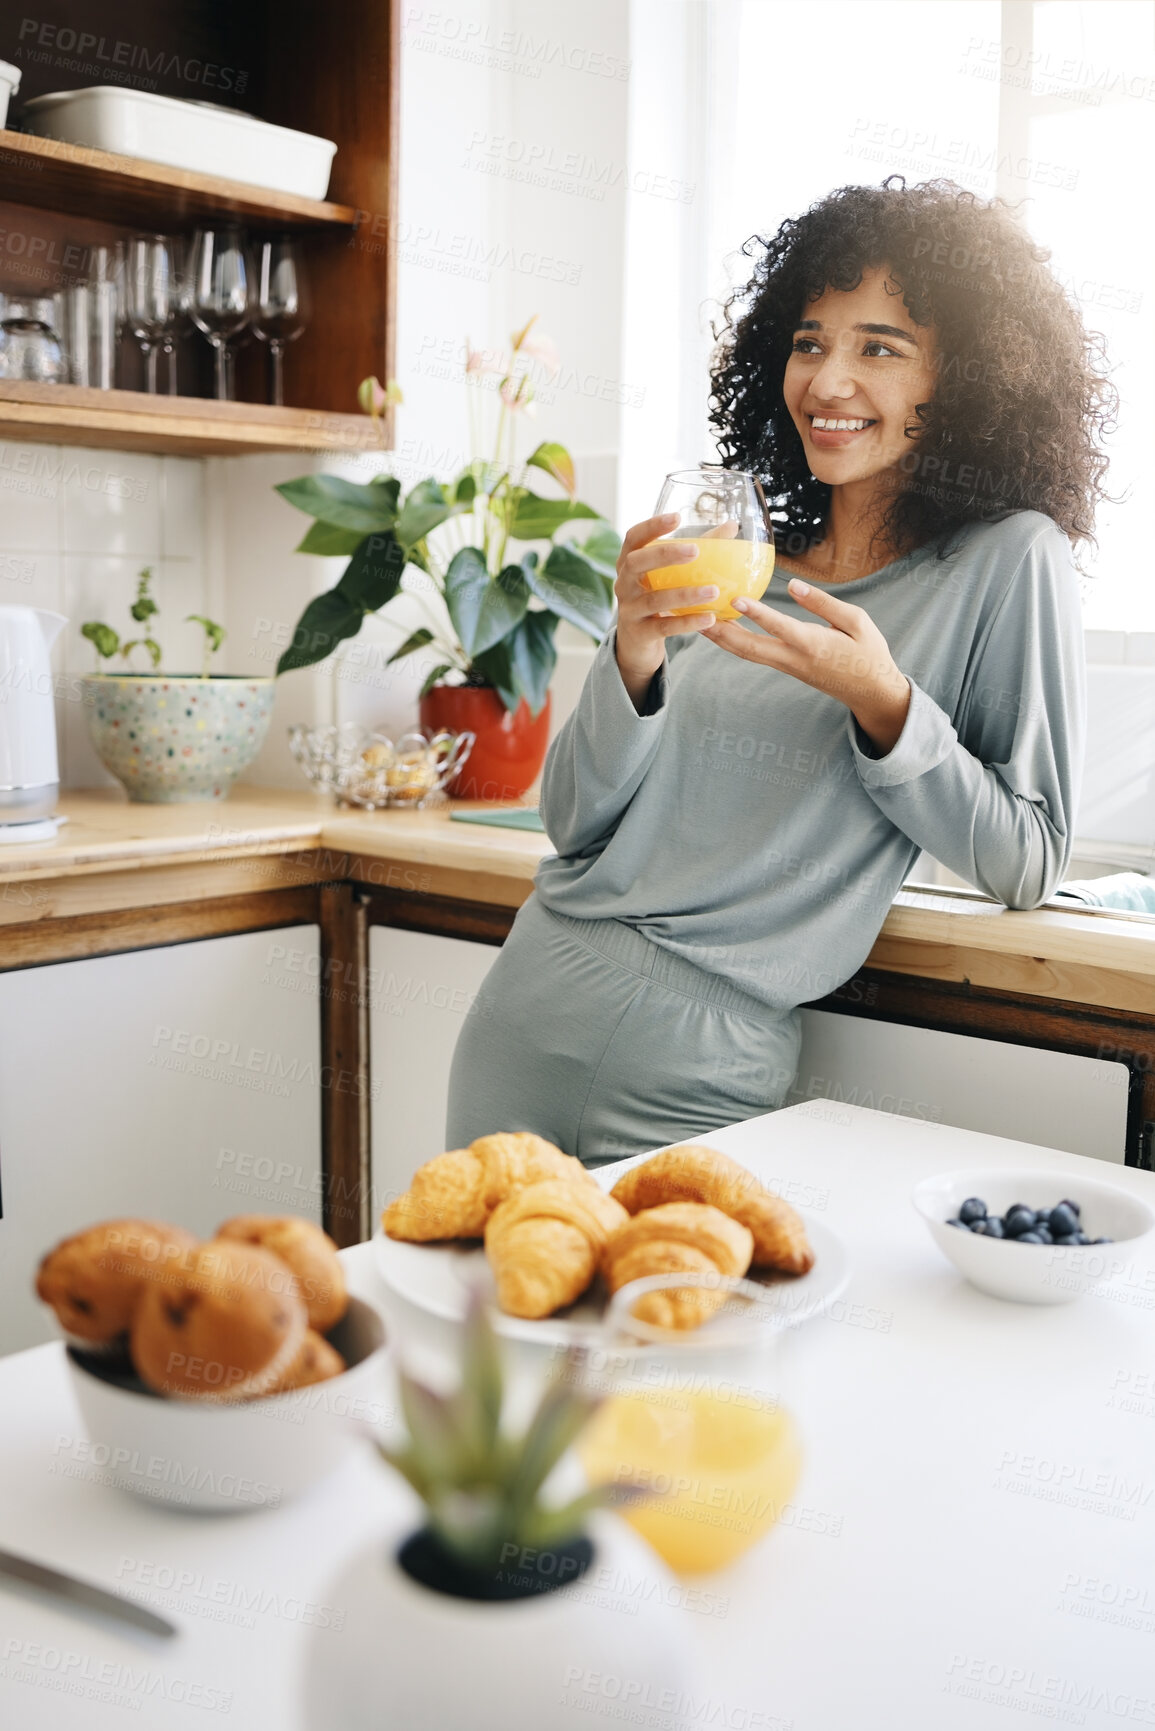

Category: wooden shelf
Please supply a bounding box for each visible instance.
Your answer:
[0,128,358,232]
[0,380,385,457]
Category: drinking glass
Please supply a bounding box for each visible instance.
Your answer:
[124,235,178,395]
[0,297,67,382]
[189,227,251,401]
[576,1273,803,1574]
[252,237,309,406]
[650,466,775,620]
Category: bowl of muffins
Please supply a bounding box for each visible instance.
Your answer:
[36,1213,387,1512]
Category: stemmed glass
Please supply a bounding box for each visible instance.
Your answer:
[650,466,775,619]
[189,227,251,401]
[252,237,309,406]
[123,235,178,395]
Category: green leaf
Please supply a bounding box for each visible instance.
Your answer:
[397,1370,465,1487]
[186,614,226,655]
[81,621,119,660]
[275,589,362,674]
[530,544,614,639]
[369,475,402,514]
[444,549,530,658]
[276,474,399,534]
[570,523,621,577]
[470,640,519,713]
[121,637,162,670]
[394,478,452,549]
[525,441,576,498]
[419,661,454,697]
[506,611,557,717]
[386,627,434,665]
[295,520,368,557]
[503,1373,602,1532]
[455,1296,503,1461]
[506,490,601,542]
[338,531,407,612]
[130,595,158,624]
[521,1488,611,1551]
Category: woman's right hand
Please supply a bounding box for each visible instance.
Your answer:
[613,511,719,711]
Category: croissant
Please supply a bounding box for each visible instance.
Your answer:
[485,1180,629,1319]
[383,1131,589,1242]
[601,1202,754,1331]
[610,1145,814,1276]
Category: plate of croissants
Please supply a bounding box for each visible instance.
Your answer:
[376,1134,849,1342]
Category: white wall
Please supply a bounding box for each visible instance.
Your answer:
[209,0,633,785]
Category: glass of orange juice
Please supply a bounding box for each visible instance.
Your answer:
[646,466,775,620]
[576,1274,803,1575]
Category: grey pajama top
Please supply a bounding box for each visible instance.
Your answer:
[534,510,1086,1011]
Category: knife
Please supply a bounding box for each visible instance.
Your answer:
[0,1546,176,1637]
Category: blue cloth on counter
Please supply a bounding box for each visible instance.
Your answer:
[1053,871,1155,913]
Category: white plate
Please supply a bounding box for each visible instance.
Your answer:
[372,1213,850,1347]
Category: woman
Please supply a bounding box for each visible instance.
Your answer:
[446,179,1113,1167]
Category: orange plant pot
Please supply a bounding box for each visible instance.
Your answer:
[418,684,551,802]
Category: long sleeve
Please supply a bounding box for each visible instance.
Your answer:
[539,628,675,856]
[846,521,1085,909]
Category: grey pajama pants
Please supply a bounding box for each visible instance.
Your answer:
[445,893,801,1167]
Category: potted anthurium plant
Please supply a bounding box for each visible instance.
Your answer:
[303,1298,697,1730]
[275,317,619,799]
[80,569,274,803]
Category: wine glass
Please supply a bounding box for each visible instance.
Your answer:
[123,235,178,395]
[189,227,251,401]
[252,237,309,406]
[650,466,775,620]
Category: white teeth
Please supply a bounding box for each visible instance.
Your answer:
[812,417,872,431]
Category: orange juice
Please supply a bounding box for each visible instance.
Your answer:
[579,1388,802,1574]
[645,537,775,620]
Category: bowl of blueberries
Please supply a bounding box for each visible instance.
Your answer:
[912,1168,1155,1304]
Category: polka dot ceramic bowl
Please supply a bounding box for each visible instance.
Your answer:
[82,675,276,802]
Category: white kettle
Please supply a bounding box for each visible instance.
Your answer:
[0,603,67,835]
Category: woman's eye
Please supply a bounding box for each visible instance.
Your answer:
[791,338,821,354]
[863,341,901,357]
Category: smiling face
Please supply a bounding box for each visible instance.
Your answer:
[782,267,939,490]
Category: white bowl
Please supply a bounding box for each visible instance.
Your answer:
[912,1168,1155,1305]
[64,1297,388,1511]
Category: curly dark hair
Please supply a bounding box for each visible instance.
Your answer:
[708,178,1115,559]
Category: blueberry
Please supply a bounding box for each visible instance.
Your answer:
[946,1217,967,1229]
[959,1197,988,1225]
[980,1217,1006,1238]
[1004,1206,1036,1238]
[1018,1231,1045,1244]
[1048,1203,1079,1239]
[1058,1198,1081,1219]
[1034,1226,1054,1244]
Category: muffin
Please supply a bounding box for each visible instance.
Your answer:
[266,1329,346,1394]
[131,1239,308,1402]
[215,1215,347,1332]
[36,1219,198,1347]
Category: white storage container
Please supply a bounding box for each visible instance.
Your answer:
[0,59,20,128]
[22,87,337,201]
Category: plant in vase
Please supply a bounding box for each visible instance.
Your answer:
[275,317,618,800]
[80,568,274,803]
[303,1297,699,1731]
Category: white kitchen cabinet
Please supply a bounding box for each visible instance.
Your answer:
[368,925,500,1216]
[793,1009,1129,1161]
[368,924,1132,1214]
[0,926,322,1358]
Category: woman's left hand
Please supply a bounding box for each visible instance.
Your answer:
[701,576,912,756]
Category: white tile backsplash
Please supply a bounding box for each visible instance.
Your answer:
[0,443,207,788]
[61,451,161,558]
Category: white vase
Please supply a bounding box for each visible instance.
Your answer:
[303,1512,702,1730]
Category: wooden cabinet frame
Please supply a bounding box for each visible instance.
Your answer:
[4,873,1152,1249]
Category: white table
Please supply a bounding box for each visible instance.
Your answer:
[3,1103,1155,1731]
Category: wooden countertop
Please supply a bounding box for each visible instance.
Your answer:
[2,787,1153,1014]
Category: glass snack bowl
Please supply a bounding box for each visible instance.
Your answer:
[288,724,474,810]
